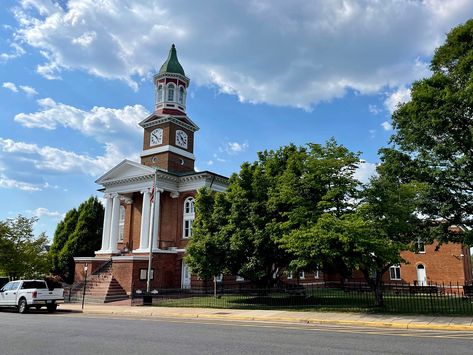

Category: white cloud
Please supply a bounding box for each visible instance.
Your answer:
[19,85,38,96]
[226,142,249,155]
[3,82,18,92]
[385,86,411,114]
[368,104,381,115]
[26,207,65,219]
[0,43,25,62]
[0,174,42,191]
[0,137,126,176]
[3,82,39,96]
[381,121,393,131]
[9,0,473,108]
[206,160,214,166]
[354,161,377,183]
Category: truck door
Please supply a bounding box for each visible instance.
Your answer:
[4,281,21,306]
[0,282,12,306]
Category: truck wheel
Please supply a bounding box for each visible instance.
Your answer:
[18,299,28,314]
[47,304,57,313]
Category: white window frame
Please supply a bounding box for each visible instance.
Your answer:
[139,269,154,281]
[215,274,223,283]
[183,197,195,239]
[157,84,163,103]
[178,86,185,105]
[118,205,126,242]
[389,265,401,280]
[236,275,244,282]
[299,271,305,280]
[167,83,175,101]
[416,238,426,253]
[314,269,320,279]
[287,271,293,280]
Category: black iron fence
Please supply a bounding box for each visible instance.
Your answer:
[131,281,473,315]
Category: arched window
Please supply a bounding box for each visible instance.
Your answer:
[178,86,185,104]
[157,84,163,103]
[167,83,175,101]
[183,197,195,239]
[118,205,126,242]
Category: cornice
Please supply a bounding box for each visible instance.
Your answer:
[140,115,199,132]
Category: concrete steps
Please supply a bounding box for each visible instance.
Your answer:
[68,262,128,304]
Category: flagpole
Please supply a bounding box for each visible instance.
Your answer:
[146,168,158,293]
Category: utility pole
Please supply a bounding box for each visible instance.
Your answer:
[146,168,159,293]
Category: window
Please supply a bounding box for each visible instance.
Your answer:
[167,83,175,101]
[215,274,223,283]
[236,275,244,282]
[157,84,163,102]
[416,238,425,253]
[183,197,195,239]
[21,281,47,289]
[139,269,154,281]
[118,205,125,242]
[178,86,185,104]
[287,271,293,279]
[389,265,401,280]
[299,271,305,280]
[314,269,320,279]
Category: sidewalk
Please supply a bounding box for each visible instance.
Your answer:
[59,303,473,331]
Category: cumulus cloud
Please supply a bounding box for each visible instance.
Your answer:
[225,141,249,155]
[381,121,393,131]
[3,82,39,96]
[354,160,378,183]
[26,207,65,219]
[8,0,473,108]
[0,174,42,191]
[0,43,25,62]
[3,82,18,92]
[0,137,126,176]
[19,85,38,96]
[385,86,411,114]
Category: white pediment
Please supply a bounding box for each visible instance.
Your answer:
[95,159,155,185]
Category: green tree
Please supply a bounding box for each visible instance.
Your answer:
[49,208,79,275]
[50,197,104,283]
[389,19,473,244]
[0,216,49,279]
[281,164,427,307]
[187,139,360,287]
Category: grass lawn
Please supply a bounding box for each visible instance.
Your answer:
[151,288,473,315]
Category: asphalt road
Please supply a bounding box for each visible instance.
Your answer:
[1,309,473,354]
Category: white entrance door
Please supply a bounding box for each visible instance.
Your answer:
[417,264,427,286]
[181,261,191,289]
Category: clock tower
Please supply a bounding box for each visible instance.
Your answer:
[139,44,199,173]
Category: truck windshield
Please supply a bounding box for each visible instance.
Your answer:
[21,281,47,289]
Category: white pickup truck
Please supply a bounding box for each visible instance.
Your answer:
[0,280,64,313]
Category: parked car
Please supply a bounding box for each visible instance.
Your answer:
[0,280,64,313]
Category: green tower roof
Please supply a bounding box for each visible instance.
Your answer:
[159,44,185,76]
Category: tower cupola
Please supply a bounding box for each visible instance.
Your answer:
[154,44,189,115]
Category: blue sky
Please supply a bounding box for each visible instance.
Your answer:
[1,0,472,239]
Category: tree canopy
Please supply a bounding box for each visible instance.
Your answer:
[389,19,473,244]
[0,215,49,280]
[49,196,104,283]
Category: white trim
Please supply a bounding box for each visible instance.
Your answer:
[132,248,178,254]
[139,114,199,132]
[73,257,109,262]
[141,145,195,160]
[111,256,149,261]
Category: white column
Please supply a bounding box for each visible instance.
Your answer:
[136,189,151,252]
[97,193,112,253]
[150,189,162,251]
[108,193,120,254]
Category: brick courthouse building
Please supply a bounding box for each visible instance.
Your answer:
[73,46,472,301]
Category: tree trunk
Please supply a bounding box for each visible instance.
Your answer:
[373,282,384,307]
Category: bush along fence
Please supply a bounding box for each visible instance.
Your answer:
[130,281,473,315]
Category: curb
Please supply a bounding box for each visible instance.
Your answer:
[63,307,473,332]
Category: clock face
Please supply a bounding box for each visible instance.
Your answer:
[150,128,163,146]
[175,130,188,149]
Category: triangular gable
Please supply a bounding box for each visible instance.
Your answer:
[95,159,155,185]
[139,113,199,131]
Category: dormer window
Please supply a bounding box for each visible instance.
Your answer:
[179,86,185,105]
[157,84,163,103]
[167,83,175,101]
